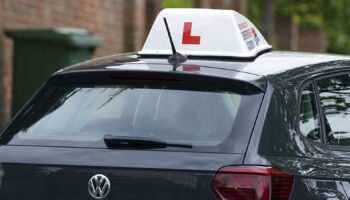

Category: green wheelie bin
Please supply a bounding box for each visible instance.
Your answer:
[5,28,103,114]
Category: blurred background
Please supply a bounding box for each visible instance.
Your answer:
[0,0,349,128]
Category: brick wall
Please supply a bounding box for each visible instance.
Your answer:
[2,0,127,58]
[0,0,159,127]
[274,16,327,53]
[274,16,299,50]
[0,0,6,127]
[194,0,246,13]
[298,27,326,53]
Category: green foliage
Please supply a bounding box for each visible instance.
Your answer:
[163,0,193,8]
[275,0,325,28]
[246,0,264,29]
[324,0,350,54]
[248,0,350,54]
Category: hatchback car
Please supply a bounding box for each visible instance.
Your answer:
[1,8,350,200]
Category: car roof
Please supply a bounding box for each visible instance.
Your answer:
[59,51,350,77]
[242,51,350,75]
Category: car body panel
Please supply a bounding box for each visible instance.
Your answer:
[244,60,350,200]
[2,51,350,199]
[0,145,243,170]
[0,145,245,200]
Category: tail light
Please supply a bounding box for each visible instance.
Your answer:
[211,166,294,200]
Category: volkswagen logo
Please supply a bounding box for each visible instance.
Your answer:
[88,174,111,199]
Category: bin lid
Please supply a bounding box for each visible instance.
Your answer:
[5,28,102,48]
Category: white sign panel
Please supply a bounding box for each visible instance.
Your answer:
[139,8,271,58]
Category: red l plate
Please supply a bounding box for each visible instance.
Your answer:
[182,22,201,45]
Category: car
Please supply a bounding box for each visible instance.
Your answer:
[1,8,350,200]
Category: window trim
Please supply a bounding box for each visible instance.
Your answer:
[297,80,324,144]
[312,80,327,145]
[313,71,350,151]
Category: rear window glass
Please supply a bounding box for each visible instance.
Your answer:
[1,75,263,153]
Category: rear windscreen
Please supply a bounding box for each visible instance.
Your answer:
[1,74,264,153]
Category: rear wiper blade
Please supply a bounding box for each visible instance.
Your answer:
[103,135,192,149]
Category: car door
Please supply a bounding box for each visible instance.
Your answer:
[294,81,344,200]
[314,73,350,199]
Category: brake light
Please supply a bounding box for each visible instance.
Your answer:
[110,73,179,81]
[211,166,294,200]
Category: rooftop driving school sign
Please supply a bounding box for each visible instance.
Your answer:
[138,8,271,59]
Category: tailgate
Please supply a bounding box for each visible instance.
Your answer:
[0,146,244,200]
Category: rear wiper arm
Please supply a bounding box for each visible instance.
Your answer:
[104,135,192,149]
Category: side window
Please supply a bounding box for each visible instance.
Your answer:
[300,83,321,142]
[317,74,350,146]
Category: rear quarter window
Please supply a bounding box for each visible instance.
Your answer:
[299,83,321,142]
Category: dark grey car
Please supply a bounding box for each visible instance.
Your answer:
[1,51,350,200]
[2,8,350,200]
